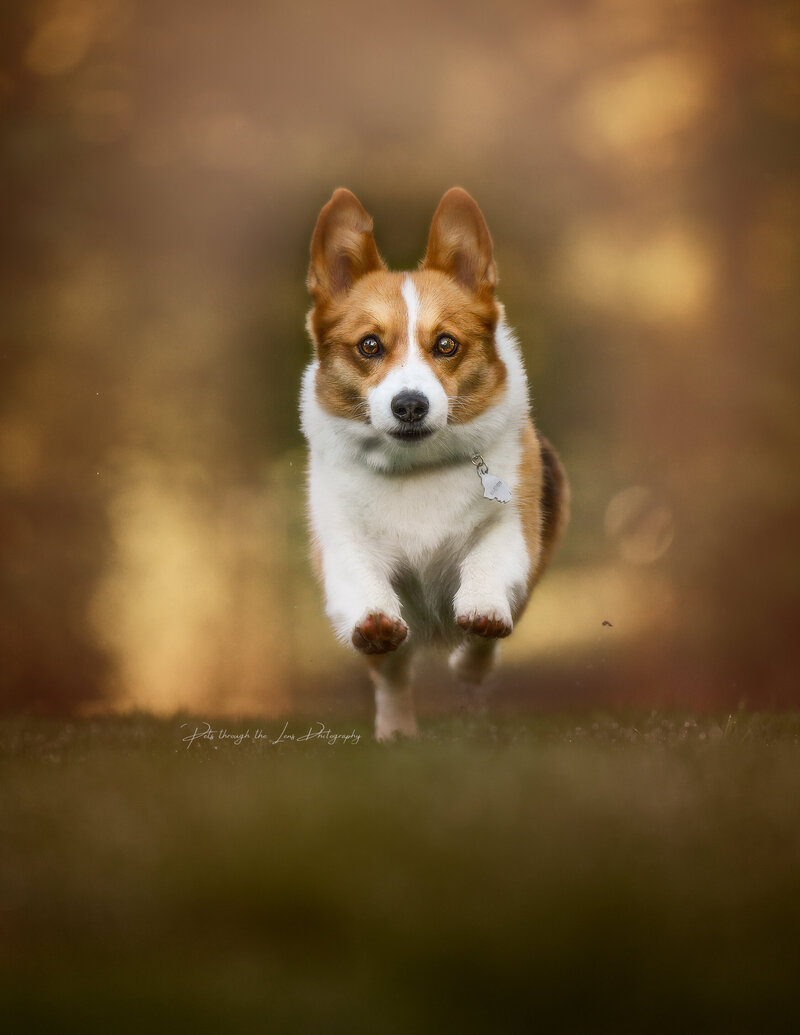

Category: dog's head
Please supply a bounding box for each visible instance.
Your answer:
[305,188,510,463]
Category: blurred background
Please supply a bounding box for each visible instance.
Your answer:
[1,0,798,716]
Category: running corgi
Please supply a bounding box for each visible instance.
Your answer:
[300,188,568,740]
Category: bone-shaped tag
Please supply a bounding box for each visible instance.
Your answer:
[479,471,512,503]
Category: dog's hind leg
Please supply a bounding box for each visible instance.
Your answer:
[448,638,500,713]
[368,648,417,742]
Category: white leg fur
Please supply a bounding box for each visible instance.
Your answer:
[453,506,532,627]
[320,537,402,645]
[370,650,418,741]
[308,467,404,642]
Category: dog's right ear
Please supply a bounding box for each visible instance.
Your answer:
[307,189,386,302]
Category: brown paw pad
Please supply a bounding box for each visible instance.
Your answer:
[352,613,408,655]
[457,613,513,639]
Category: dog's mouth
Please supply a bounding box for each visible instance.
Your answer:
[388,425,435,444]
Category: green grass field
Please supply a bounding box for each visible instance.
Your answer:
[2,710,800,1033]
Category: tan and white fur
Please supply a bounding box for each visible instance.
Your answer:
[300,188,568,740]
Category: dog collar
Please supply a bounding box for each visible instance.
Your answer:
[471,453,511,503]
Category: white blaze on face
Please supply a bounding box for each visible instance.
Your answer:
[401,276,420,360]
[367,276,449,434]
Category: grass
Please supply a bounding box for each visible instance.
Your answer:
[2,709,800,1033]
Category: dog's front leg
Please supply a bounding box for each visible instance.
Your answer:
[318,535,415,740]
[454,508,536,638]
[318,533,407,655]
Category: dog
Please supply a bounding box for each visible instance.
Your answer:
[300,187,569,740]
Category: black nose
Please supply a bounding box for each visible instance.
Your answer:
[391,391,429,424]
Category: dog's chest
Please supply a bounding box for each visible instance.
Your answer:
[332,461,492,562]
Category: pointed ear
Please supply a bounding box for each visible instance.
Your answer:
[307,188,386,302]
[421,188,497,295]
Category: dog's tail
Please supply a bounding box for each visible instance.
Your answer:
[533,432,570,585]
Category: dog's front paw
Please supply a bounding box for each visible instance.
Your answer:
[352,612,408,655]
[456,610,513,639]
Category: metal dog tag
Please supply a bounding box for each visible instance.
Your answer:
[471,453,512,503]
[480,470,512,503]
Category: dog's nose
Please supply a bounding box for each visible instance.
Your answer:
[391,391,429,424]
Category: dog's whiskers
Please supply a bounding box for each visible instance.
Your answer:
[351,399,371,422]
[448,396,470,424]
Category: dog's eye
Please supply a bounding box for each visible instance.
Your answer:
[358,335,383,358]
[435,334,459,357]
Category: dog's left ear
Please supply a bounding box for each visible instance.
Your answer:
[421,188,497,295]
[308,188,386,303]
